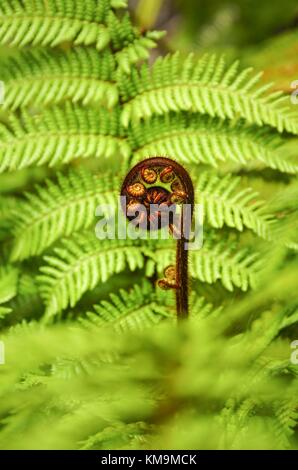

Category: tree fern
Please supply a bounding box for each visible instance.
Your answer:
[11,168,119,260]
[273,400,298,449]
[120,53,298,133]
[195,172,276,239]
[129,113,298,173]
[107,11,164,72]
[0,265,18,318]
[0,0,297,451]
[189,292,222,320]
[145,239,260,292]
[0,104,130,172]
[4,272,42,325]
[80,281,173,332]
[38,233,150,319]
[10,167,275,263]
[1,47,118,109]
[0,195,18,241]
[114,30,165,73]
[0,0,122,49]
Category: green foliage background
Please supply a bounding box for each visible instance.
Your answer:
[0,0,297,450]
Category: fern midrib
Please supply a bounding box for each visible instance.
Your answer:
[125,82,288,116]
[7,76,116,86]
[132,128,272,155]
[0,15,106,28]
[0,132,124,146]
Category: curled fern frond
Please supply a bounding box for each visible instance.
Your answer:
[195,172,275,239]
[129,113,298,173]
[0,0,117,49]
[1,48,118,110]
[120,53,298,134]
[0,104,131,172]
[80,281,172,332]
[38,234,149,319]
[11,169,119,261]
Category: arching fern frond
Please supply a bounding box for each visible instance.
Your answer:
[0,0,118,49]
[80,281,172,332]
[38,234,149,319]
[129,113,298,173]
[120,53,298,134]
[195,172,275,239]
[11,169,119,261]
[0,104,130,172]
[2,48,118,110]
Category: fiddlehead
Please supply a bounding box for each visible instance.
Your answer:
[121,157,194,320]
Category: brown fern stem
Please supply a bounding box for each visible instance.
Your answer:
[176,238,189,319]
[121,156,194,320]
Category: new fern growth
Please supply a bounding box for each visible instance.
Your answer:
[121,156,194,319]
[0,0,297,450]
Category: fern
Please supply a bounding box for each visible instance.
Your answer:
[80,281,172,332]
[1,47,118,110]
[0,104,130,172]
[273,400,298,449]
[120,53,298,133]
[0,265,18,313]
[108,11,164,72]
[189,292,222,320]
[38,233,150,319]
[0,0,122,49]
[0,195,18,241]
[115,31,165,73]
[145,239,260,292]
[10,167,275,263]
[0,0,297,451]
[195,172,276,239]
[129,113,298,173]
[4,272,42,325]
[11,169,119,260]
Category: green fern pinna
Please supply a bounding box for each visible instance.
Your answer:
[0,0,297,450]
